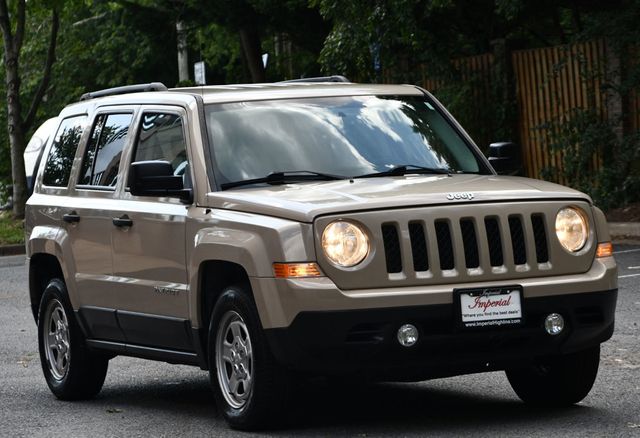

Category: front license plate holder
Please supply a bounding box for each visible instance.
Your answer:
[454,285,524,330]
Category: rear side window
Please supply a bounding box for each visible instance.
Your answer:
[42,116,86,187]
[79,113,133,187]
[132,113,187,174]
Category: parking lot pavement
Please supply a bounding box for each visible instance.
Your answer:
[0,247,638,437]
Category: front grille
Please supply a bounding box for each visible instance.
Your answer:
[484,217,504,266]
[381,224,402,273]
[460,218,480,268]
[434,221,455,270]
[381,212,551,275]
[508,215,527,265]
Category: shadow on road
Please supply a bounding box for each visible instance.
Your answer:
[83,373,597,434]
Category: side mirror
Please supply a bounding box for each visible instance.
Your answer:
[488,142,522,176]
[129,160,192,202]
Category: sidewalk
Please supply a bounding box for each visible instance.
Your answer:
[609,222,640,244]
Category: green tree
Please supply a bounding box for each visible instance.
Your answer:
[0,0,59,218]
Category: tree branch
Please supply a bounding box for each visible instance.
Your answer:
[23,9,59,133]
[14,0,25,53]
[0,0,14,55]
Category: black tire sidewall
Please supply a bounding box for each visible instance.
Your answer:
[208,285,284,429]
[506,345,601,406]
[37,278,107,399]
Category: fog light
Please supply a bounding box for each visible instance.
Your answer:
[397,324,419,347]
[544,313,565,335]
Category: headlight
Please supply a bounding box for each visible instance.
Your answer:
[321,221,370,267]
[555,207,588,252]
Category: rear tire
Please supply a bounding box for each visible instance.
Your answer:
[208,285,291,430]
[37,279,108,400]
[506,345,600,406]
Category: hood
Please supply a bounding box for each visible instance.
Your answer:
[204,174,591,223]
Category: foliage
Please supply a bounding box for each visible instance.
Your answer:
[0,211,23,245]
[542,108,640,210]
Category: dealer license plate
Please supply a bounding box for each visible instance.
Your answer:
[456,285,523,329]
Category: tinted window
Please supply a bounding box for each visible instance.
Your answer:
[133,113,187,175]
[79,113,132,187]
[205,96,484,185]
[42,116,86,187]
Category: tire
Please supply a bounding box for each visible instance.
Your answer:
[506,345,600,406]
[37,278,109,400]
[208,285,291,430]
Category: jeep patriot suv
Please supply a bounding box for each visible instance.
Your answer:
[25,79,618,430]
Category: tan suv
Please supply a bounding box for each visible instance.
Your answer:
[25,79,617,430]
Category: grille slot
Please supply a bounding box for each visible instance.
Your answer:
[460,219,479,268]
[531,214,549,263]
[409,222,429,272]
[485,217,504,266]
[508,216,527,265]
[381,224,402,273]
[435,220,455,270]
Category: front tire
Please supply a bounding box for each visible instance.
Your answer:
[506,345,600,406]
[208,285,290,430]
[37,279,109,400]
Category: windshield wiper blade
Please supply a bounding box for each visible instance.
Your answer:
[220,170,346,190]
[354,164,451,179]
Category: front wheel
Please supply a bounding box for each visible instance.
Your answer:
[506,345,600,406]
[208,285,291,430]
[37,279,109,400]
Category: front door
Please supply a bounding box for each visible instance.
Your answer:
[110,108,192,351]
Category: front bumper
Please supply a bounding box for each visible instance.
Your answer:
[264,289,617,380]
[250,256,617,380]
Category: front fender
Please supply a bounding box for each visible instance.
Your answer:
[187,208,315,328]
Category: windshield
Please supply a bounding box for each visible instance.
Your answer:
[205,95,486,187]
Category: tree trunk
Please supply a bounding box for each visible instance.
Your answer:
[4,51,27,218]
[176,20,189,82]
[239,26,265,83]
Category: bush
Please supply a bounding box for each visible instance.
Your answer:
[542,108,640,210]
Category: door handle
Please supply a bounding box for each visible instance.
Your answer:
[62,211,80,223]
[112,214,133,228]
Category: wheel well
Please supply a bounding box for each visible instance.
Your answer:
[29,253,64,321]
[198,260,251,359]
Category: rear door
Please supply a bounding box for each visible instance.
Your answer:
[70,108,136,342]
[110,106,192,351]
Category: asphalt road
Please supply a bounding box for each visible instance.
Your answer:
[1,247,639,437]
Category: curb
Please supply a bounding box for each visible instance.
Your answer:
[609,222,640,241]
[0,244,25,256]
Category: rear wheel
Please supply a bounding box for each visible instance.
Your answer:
[506,345,600,406]
[38,279,109,400]
[208,285,291,430]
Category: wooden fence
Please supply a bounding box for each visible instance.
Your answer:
[410,39,634,181]
[512,40,608,181]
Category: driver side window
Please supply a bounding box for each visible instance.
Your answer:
[131,112,189,186]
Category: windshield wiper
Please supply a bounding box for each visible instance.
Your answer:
[354,164,451,179]
[221,170,346,190]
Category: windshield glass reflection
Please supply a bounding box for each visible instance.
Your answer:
[205,95,483,185]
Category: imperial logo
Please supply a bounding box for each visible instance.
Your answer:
[446,192,475,200]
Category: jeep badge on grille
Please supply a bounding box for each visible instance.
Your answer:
[446,192,475,200]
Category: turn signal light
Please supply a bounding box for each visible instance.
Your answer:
[273,263,322,278]
[596,242,613,258]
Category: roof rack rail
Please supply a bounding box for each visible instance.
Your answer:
[79,82,168,101]
[279,75,351,84]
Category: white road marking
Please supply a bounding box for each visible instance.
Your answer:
[613,248,640,254]
[618,273,640,279]
[628,266,640,270]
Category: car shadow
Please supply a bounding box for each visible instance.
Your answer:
[83,369,598,434]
